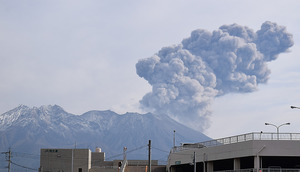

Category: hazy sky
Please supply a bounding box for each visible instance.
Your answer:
[0,0,300,139]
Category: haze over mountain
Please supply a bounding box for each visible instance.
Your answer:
[0,105,210,171]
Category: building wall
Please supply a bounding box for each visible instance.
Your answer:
[89,166,118,172]
[126,160,158,166]
[125,165,166,172]
[168,140,300,172]
[40,148,165,172]
[91,152,105,167]
[169,140,300,166]
[40,149,91,172]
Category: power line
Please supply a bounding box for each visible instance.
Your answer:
[152,146,170,153]
[11,151,40,160]
[2,148,41,172]
[1,144,161,171]
[10,161,38,171]
[1,148,11,172]
[126,145,148,155]
[106,145,147,160]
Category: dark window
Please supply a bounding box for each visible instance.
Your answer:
[262,156,300,168]
[78,168,82,172]
[240,156,254,169]
[213,159,234,171]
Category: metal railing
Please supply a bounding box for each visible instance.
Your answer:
[214,167,300,172]
[215,168,300,172]
[261,168,300,172]
[213,168,256,172]
[214,168,300,172]
[172,133,300,153]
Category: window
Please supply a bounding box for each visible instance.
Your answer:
[78,168,82,172]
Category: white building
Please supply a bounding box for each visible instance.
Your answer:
[167,132,300,172]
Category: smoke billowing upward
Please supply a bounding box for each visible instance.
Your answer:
[136,21,294,131]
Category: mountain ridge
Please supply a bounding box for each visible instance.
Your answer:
[0,104,211,171]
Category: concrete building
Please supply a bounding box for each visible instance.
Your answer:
[167,132,300,172]
[40,148,92,172]
[40,147,165,172]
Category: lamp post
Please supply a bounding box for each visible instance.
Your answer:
[265,122,290,140]
[173,130,176,148]
[291,106,300,109]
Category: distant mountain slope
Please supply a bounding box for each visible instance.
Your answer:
[0,105,210,171]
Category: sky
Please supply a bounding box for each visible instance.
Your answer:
[0,0,300,139]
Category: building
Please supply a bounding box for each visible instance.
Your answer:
[167,132,300,172]
[40,147,165,172]
[40,148,92,172]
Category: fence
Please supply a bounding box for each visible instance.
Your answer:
[172,133,300,153]
[214,168,300,172]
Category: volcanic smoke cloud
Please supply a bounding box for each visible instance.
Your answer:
[136,21,294,131]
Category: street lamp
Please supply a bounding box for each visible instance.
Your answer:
[291,106,300,109]
[265,122,290,140]
[173,130,176,148]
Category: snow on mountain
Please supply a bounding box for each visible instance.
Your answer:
[0,105,211,171]
[0,105,30,129]
[81,110,119,131]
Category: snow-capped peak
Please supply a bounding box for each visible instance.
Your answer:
[0,105,71,130]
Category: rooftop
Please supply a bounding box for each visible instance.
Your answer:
[172,132,300,153]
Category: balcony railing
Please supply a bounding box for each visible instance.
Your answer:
[172,133,300,153]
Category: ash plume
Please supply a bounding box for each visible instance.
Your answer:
[136,21,293,131]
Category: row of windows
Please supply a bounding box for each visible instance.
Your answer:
[44,149,58,153]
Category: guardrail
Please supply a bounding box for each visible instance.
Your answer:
[172,133,300,153]
[214,168,300,172]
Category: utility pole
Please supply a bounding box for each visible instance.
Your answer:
[8,149,11,172]
[203,153,206,172]
[71,149,74,172]
[123,147,127,160]
[148,140,151,172]
[194,152,196,172]
[1,148,11,172]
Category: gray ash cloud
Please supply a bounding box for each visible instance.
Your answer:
[136,21,293,131]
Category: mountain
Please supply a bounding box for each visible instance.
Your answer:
[0,105,211,171]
